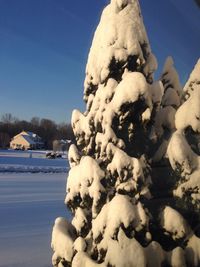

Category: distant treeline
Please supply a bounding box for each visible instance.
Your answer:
[0,113,74,149]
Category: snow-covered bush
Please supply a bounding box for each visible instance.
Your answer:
[52,1,200,266]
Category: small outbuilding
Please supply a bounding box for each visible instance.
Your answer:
[53,139,71,153]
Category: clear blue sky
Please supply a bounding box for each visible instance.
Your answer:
[0,0,200,123]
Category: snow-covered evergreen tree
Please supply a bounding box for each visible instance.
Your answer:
[151,57,182,163]
[183,59,200,100]
[161,56,182,108]
[51,1,200,266]
[181,59,200,157]
[165,59,200,266]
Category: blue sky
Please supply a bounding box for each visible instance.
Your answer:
[0,0,200,123]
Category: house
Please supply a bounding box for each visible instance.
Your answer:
[10,131,44,150]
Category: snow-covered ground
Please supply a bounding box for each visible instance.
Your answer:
[0,150,70,267]
[0,150,68,173]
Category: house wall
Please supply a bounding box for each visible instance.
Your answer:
[10,136,31,150]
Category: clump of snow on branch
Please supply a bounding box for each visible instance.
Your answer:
[106,143,151,198]
[167,130,198,176]
[66,156,105,216]
[159,206,190,240]
[110,71,152,116]
[68,144,81,167]
[175,87,200,132]
[92,195,149,242]
[51,217,76,266]
[186,234,200,266]
[174,169,200,206]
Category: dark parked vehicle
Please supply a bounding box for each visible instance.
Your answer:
[46,152,62,159]
[46,152,56,159]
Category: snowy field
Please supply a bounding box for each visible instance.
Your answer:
[0,150,68,173]
[0,150,71,267]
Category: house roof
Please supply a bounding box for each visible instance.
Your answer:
[13,131,41,140]
[11,131,43,145]
[22,131,40,139]
[21,135,36,145]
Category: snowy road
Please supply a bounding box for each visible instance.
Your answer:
[0,172,71,267]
